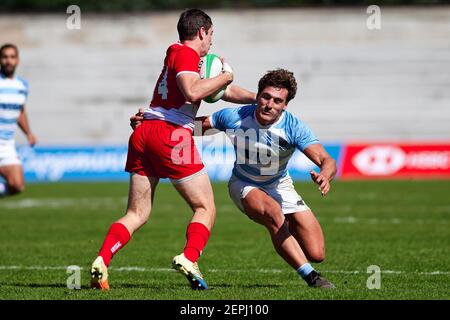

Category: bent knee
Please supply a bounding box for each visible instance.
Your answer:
[308,250,325,263]
[251,209,285,231]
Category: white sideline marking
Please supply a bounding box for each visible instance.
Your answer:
[0,197,128,209]
[0,265,448,275]
[1,199,447,225]
[1,199,448,225]
[329,216,449,225]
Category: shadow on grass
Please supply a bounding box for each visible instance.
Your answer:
[210,283,283,289]
[0,282,89,289]
[114,283,283,290]
[1,282,283,290]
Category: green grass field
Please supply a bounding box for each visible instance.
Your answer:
[0,180,449,300]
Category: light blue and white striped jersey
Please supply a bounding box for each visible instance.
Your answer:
[211,104,319,185]
[0,74,28,143]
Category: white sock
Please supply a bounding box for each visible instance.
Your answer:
[297,263,314,278]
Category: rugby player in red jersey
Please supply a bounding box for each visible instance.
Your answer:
[90,8,255,290]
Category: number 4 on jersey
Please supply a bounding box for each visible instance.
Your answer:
[157,68,168,100]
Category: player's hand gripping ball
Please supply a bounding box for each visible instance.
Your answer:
[199,54,233,103]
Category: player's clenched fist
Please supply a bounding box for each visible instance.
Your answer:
[310,170,331,196]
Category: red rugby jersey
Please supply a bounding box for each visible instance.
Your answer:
[145,43,202,130]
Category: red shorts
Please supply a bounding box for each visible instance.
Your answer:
[125,120,205,180]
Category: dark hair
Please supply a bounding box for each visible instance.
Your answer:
[177,9,212,41]
[0,43,19,57]
[258,69,297,103]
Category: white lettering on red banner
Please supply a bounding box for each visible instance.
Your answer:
[342,144,450,179]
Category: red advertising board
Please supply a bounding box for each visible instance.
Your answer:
[341,143,450,179]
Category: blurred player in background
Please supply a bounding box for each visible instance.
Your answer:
[131,69,336,288]
[91,8,255,290]
[0,43,37,198]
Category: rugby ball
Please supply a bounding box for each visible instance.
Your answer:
[199,54,227,103]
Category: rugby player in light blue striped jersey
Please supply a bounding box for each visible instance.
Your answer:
[201,69,336,288]
[0,44,37,197]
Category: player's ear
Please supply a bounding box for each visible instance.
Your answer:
[199,26,206,40]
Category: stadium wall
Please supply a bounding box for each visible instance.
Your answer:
[1,7,449,146]
[2,8,450,182]
[16,142,450,182]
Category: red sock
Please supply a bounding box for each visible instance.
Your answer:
[184,222,211,263]
[98,222,131,266]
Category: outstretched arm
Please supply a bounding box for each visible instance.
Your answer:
[222,85,256,104]
[17,107,37,146]
[129,110,218,137]
[303,144,337,196]
[194,116,220,136]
